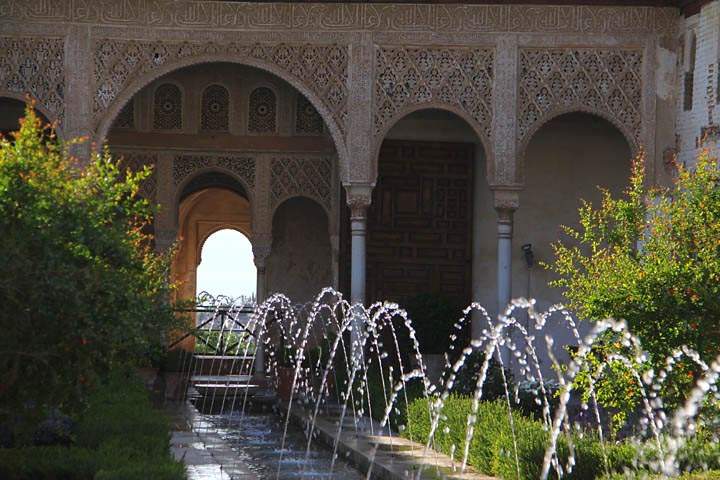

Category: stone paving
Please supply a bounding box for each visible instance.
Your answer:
[168,402,256,480]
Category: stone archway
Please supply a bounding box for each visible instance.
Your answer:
[92,46,350,181]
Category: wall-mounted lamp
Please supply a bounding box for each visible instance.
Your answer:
[522,243,534,268]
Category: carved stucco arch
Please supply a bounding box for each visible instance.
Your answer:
[0,91,65,140]
[371,102,495,184]
[173,166,254,229]
[93,54,349,181]
[517,106,638,184]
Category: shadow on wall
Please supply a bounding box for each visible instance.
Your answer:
[267,197,332,304]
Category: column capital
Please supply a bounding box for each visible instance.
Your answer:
[344,183,374,220]
[491,187,521,214]
[251,233,272,269]
[154,228,177,253]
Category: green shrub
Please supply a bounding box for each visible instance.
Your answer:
[0,446,97,480]
[0,105,182,420]
[403,395,644,480]
[0,372,184,479]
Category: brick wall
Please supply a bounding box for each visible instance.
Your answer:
[676,0,720,167]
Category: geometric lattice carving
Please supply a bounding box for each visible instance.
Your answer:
[271,156,332,210]
[518,48,643,144]
[93,40,348,132]
[153,83,182,130]
[248,87,276,133]
[374,46,494,137]
[113,100,134,129]
[216,156,255,187]
[117,152,157,201]
[173,155,255,191]
[295,94,324,135]
[201,84,229,132]
[0,37,65,123]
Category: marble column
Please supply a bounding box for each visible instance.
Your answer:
[493,189,520,318]
[252,239,271,377]
[345,185,373,305]
[344,184,373,356]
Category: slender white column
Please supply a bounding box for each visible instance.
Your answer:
[496,208,514,314]
[345,185,373,305]
[344,184,373,355]
[493,189,520,318]
[252,241,271,377]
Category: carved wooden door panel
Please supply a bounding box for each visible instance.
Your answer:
[367,140,474,304]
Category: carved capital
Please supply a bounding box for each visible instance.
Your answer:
[251,233,272,269]
[492,187,521,214]
[154,228,177,252]
[344,183,374,220]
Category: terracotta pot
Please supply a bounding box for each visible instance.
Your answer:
[276,366,295,403]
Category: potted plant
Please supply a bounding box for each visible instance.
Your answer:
[275,337,297,403]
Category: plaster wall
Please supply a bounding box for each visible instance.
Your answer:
[266,197,332,304]
[515,112,632,366]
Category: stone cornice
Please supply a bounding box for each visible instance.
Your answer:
[0,1,677,34]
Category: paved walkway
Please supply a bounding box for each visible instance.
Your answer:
[167,402,255,480]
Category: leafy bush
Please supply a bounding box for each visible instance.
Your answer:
[0,446,97,480]
[547,151,720,414]
[0,106,182,419]
[0,371,184,479]
[451,349,514,402]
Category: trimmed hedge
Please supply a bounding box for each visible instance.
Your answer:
[0,372,185,480]
[403,396,637,480]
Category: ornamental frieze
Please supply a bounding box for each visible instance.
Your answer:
[92,39,348,133]
[0,1,676,34]
[374,46,494,138]
[518,47,643,147]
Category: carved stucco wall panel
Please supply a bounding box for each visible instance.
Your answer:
[270,155,333,213]
[172,154,255,191]
[374,46,494,140]
[518,47,644,160]
[114,151,158,201]
[0,36,65,124]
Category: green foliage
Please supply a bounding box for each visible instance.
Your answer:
[403,293,465,354]
[0,106,182,418]
[547,151,720,414]
[0,371,184,479]
[403,395,641,480]
[451,349,513,402]
[194,330,254,355]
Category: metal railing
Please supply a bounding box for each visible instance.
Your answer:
[168,305,258,354]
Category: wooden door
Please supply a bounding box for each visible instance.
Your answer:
[367,140,474,304]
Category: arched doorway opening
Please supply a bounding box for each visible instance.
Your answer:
[173,178,252,305]
[196,228,256,301]
[367,108,492,310]
[515,111,632,367]
[102,62,341,308]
